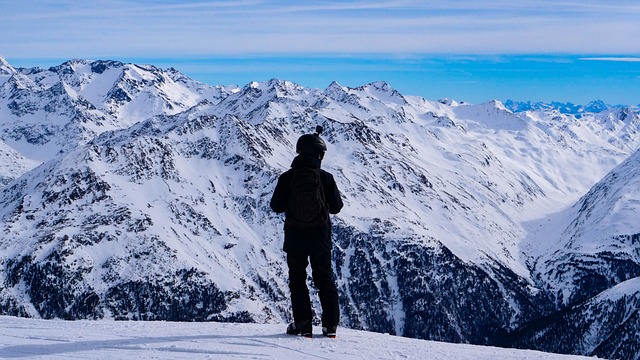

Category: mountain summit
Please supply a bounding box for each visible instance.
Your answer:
[0,58,639,359]
[0,56,17,77]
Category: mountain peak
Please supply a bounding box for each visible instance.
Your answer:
[90,60,125,74]
[488,99,509,111]
[48,59,92,74]
[438,98,462,106]
[0,55,16,76]
[584,100,608,113]
[361,80,392,91]
[355,81,397,95]
[324,81,346,94]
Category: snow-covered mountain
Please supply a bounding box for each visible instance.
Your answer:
[508,277,640,359]
[1,56,639,359]
[528,146,640,306]
[0,58,236,162]
[509,148,640,359]
[504,99,637,116]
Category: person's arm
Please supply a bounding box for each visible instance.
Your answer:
[270,173,289,213]
[325,173,344,214]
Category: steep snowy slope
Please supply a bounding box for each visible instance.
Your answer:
[527,147,640,306]
[508,277,640,359]
[0,139,39,186]
[0,57,16,80]
[505,147,640,358]
[1,58,640,358]
[0,106,285,322]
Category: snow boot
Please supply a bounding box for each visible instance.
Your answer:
[322,326,337,338]
[286,322,312,338]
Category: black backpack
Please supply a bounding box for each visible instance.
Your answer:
[287,168,329,229]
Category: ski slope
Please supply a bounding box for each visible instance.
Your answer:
[0,316,592,359]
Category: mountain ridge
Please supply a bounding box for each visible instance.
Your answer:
[1,58,639,359]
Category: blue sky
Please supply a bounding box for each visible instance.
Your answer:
[1,1,639,104]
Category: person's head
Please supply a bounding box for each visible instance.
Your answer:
[296,126,327,160]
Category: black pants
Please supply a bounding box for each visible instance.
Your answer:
[286,251,339,328]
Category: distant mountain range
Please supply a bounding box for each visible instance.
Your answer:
[504,99,637,116]
[1,56,639,359]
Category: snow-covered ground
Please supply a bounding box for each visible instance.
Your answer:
[0,316,592,359]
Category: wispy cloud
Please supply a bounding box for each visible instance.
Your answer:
[1,0,639,58]
[580,57,640,62]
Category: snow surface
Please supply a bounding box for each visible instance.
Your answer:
[0,316,592,360]
[0,140,39,182]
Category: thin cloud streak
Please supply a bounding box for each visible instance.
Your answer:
[1,0,262,21]
[2,0,640,58]
[581,57,640,62]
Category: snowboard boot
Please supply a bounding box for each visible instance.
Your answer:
[286,321,312,338]
[322,325,337,338]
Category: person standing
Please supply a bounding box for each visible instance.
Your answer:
[270,126,344,338]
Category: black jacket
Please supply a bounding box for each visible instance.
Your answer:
[270,155,343,254]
